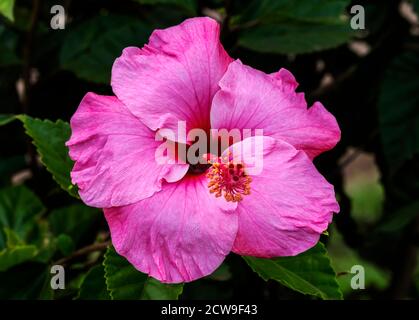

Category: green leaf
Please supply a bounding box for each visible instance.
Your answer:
[48,204,101,245]
[327,226,389,295]
[56,234,75,256]
[238,22,353,55]
[0,114,16,126]
[140,277,184,300]
[378,52,419,169]
[17,115,78,198]
[236,0,354,54]
[31,221,58,264]
[0,185,45,249]
[244,243,342,300]
[237,0,350,23]
[133,0,196,15]
[104,246,183,300]
[0,0,15,21]
[0,262,52,299]
[0,229,38,271]
[376,201,419,233]
[0,187,58,268]
[78,264,110,300]
[60,14,153,83]
[0,244,38,271]
[4,227,22,246]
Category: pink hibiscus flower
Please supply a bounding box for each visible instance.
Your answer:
[66,17,340,283]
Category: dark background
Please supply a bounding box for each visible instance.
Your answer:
[0,0,418,300]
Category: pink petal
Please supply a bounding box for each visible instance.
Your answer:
[104,175,238,283]
[224,136,339,257]
[211,60,341,159]
[66,93,188,208]
[111,17,233,140]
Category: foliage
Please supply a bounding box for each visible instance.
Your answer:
[378,52,419,170]
[59,14,153,83]
[103,247,183,300]
[244,243,342,300]
[17,116,78,198]
[234,0,354,54]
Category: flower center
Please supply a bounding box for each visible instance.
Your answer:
[206,158,252,202]
[188,163,211,175]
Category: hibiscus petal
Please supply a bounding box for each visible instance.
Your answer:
[66,93,188,208]
[111,17,233,139]
[225,136,339,257]
[211,60,341,159]
[104,175,238,283]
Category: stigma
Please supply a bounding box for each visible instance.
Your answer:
[206,156,252,202]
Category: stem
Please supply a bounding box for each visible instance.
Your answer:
[54,241,111,266]
[337,129,379,170]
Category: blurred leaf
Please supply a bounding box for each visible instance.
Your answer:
[48,204,101,245]
[236,0,353,54]
[0,113,16,126]
[207,263,232,281]
[31,221,57,264]
[56,234,75,256]
[0,186,56,267]
[103,246,183,300]
[244,243,342,300]
[77,264,110,300]
[327,227,389,295]
[141,277,184,300]
[17,115,78,198]
[0,262,51,299]
[238,23,353,55]
[0,0,15,21]
[4,227,23,246]
[378,53,419,169]
[345,178,384,225]
[0,229,38,271]
[60,14,153,83]
[0,185,44,249]
[38,272,55,300]
[133,0,196,15]
[0,245,37,271]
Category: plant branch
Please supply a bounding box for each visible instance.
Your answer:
[387,216,419,298]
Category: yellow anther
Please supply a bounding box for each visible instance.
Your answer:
[206,160,252,203]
